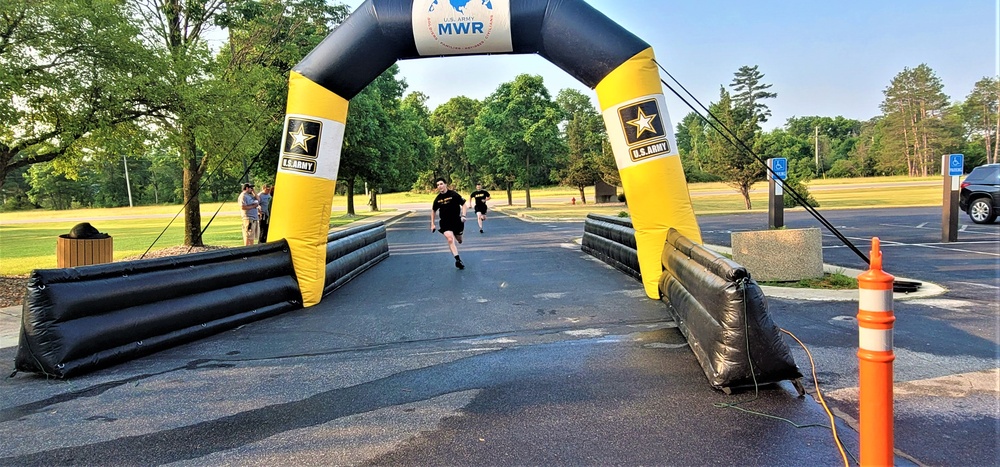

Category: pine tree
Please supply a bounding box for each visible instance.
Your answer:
[730,65,777,124]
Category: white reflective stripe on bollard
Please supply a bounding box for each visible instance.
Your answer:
[858,327,893,352]
[859,288,893,312]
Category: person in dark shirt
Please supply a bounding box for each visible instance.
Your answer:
[257,184,272,243]
[430,177,467,269]
[469,183,491,233]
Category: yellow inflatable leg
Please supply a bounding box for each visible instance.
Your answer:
[269,72,349,306]
[596,48,702,299]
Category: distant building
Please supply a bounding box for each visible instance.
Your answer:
[595,180,617,204]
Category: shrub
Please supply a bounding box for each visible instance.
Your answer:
[781,176,819,208]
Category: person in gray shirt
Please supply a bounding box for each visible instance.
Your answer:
[239,183,260,246]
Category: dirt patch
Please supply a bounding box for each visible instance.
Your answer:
[0,245,229,308]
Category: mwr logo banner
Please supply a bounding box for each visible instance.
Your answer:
[413,0,512,56]
[603,95,677,168]
[278,114,343,180]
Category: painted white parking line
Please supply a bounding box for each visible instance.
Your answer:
[908,243,1000,256]
[879,222,997,236]
[820,234,1000,256]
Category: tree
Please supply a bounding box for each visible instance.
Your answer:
[466,74,563,208]
[553,89,604,204]
[703,87,763,209]
[783,116,862,177]
[339,65,408,215]
[961,77,1000,165]
[214,0,350,186]
[730,65,777,124]
[391,92,434,193]
[879,64,952,176]
[128,0,349,245]
[128,0,231,246]
[25,163,88,210]
[675,111,716,181]
[0,0,168,193]
[427,96,482,191]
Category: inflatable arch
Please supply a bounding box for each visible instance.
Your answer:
[270,0,702,306]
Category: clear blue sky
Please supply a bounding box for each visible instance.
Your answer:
[336,0,995,130]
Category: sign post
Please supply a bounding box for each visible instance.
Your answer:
[768,158,787,229]
[942,154,963,242]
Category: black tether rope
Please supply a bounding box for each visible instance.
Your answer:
[653,59,870,265]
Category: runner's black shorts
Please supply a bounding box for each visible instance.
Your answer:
[439,218,465,236]
[475,205,487,214]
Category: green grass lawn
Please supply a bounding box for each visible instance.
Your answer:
[493,176,941,218]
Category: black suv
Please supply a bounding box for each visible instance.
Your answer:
[960,163,1000,224]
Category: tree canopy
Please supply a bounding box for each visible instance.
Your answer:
[2,8,994,230]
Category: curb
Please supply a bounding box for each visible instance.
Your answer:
[1,305,20,349]
[705,244,945,301]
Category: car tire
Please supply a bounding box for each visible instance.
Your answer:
[968,197,997,224]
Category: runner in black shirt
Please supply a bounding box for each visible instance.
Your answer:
[430,177,467,269]
[469,184,491,233]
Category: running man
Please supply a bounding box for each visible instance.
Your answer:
[469,183,491,233]
[430,177,467,269]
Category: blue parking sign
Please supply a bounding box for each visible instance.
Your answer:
[948,154,963,176]
[769,158,788,180]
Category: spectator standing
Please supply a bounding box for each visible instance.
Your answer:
[258,184,272,243]
[239,183,260,246]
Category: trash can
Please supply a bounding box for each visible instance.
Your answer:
[56,222,113,268]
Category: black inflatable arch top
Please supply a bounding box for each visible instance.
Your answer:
[296,0,649,100]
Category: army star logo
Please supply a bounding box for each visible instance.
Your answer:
[282,117,321,159]
[288,125,316,152]
[627,107,658,138]
[617,98,670,162]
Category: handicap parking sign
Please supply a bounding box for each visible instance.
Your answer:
[948,154,963,176]
[769,158,787,180]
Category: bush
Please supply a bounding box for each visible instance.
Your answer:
[827,159,858,178]
[617,211,629,218]
[685,169,723,183]
[781,173,819,208]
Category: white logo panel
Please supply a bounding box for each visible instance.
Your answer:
[412,0,513,56]
[277,114,343,181]
[602,94,678,170]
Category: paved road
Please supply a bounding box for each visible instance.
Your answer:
[0,207,996,465]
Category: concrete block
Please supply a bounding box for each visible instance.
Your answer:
[731,228,823,281]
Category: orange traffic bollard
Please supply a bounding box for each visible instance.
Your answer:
[857,237,895,466]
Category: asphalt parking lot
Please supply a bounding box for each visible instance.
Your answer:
[1,206,996,466]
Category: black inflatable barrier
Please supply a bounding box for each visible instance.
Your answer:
[323,222,389,296]
[659,228,803,393]
[15,241,301,378]
[581,213,641,281]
